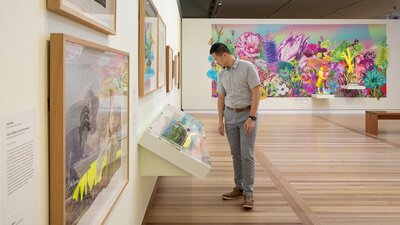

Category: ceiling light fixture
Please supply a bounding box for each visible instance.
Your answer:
[213,0,223,18]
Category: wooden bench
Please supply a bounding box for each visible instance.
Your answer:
[365,111,400,135]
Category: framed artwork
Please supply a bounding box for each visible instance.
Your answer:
[207,24,388,99]
[139,0,158,96]
[50,33,129,225]
[47,0,116,35]
[157,15,167,88]
[166,46,174,92]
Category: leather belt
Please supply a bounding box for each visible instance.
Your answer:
[226,105,251,112]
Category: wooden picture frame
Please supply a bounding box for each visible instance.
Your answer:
[139,0,159,96]
[173,56,177,87]
[177,52,181,89]
[157,15,166,88]
[174,52,181,89]
[166,46,174,92]
[50,33,129,225]
[47,0,117,35]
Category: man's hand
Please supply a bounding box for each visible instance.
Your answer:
[244,118,255,134]
[218,121,225,136]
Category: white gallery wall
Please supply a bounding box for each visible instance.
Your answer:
[182,19,400,111]
[0,0,181,224]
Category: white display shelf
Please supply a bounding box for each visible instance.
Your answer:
[340,85,366,90]
[138,105,211,179]
[312,94,335,99]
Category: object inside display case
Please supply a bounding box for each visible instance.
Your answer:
[148,105,211,166]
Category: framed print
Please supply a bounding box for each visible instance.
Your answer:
[50,33,129,225]
[157,15,166,88]
[166,46,174,92]
[47,0,116,35]
[139,0,158,96]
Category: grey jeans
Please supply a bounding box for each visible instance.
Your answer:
[224,107,257,197]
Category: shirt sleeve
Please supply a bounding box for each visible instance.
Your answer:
[247,64,261,88]
[216,71,225,95]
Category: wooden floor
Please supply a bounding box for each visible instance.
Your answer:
[143,114,400,225]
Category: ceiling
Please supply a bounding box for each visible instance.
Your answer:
[178,0,400,19]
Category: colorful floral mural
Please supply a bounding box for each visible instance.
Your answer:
[207,24,388,99]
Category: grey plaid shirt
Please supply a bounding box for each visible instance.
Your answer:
[217,58,260,108]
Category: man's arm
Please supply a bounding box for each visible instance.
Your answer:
[249,85,260,117]
[217,94,225,136]
[244,63,261,134]
[218,94,225,123]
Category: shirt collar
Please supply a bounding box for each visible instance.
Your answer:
[224,57,239,69]
[232,58,239,68]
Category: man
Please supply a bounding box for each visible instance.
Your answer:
[210,43,260,209]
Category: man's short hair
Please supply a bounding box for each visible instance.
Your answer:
[209,43,230,55]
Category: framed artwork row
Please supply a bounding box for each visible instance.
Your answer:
[50,33,129,225]
[139,0,169,96]
[47,0,177,96]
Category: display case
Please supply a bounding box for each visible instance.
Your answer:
[139,105,211,179]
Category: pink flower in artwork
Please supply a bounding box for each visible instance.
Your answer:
[235,32,263,58]
[277,31,309,62]
[306,57,319,68]
[254,59,268,83]
[303,43,318,57]
[355,63,366,77]
[301,72,313,84]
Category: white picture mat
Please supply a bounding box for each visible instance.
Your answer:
[62,0,115,29]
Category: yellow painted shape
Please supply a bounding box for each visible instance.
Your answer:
[316,67,328,94]
[72,155,109,202]
[341,47,354,74]
[260,86,268,100]
[183,133,194,148]
[116,149,122,159]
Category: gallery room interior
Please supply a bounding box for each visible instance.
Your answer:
[1,0,400,224]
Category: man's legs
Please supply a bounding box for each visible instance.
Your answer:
[239,112,257,197]
[224,108,243,191]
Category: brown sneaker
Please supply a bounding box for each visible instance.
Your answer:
[222,187,243,200]
[243,195,254,209]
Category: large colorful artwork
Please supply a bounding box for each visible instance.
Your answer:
[207,24,388,99]
[50,34,129,225]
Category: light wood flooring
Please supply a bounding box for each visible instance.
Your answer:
[143,114,400,225]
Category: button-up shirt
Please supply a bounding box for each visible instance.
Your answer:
[217,58,260,108]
